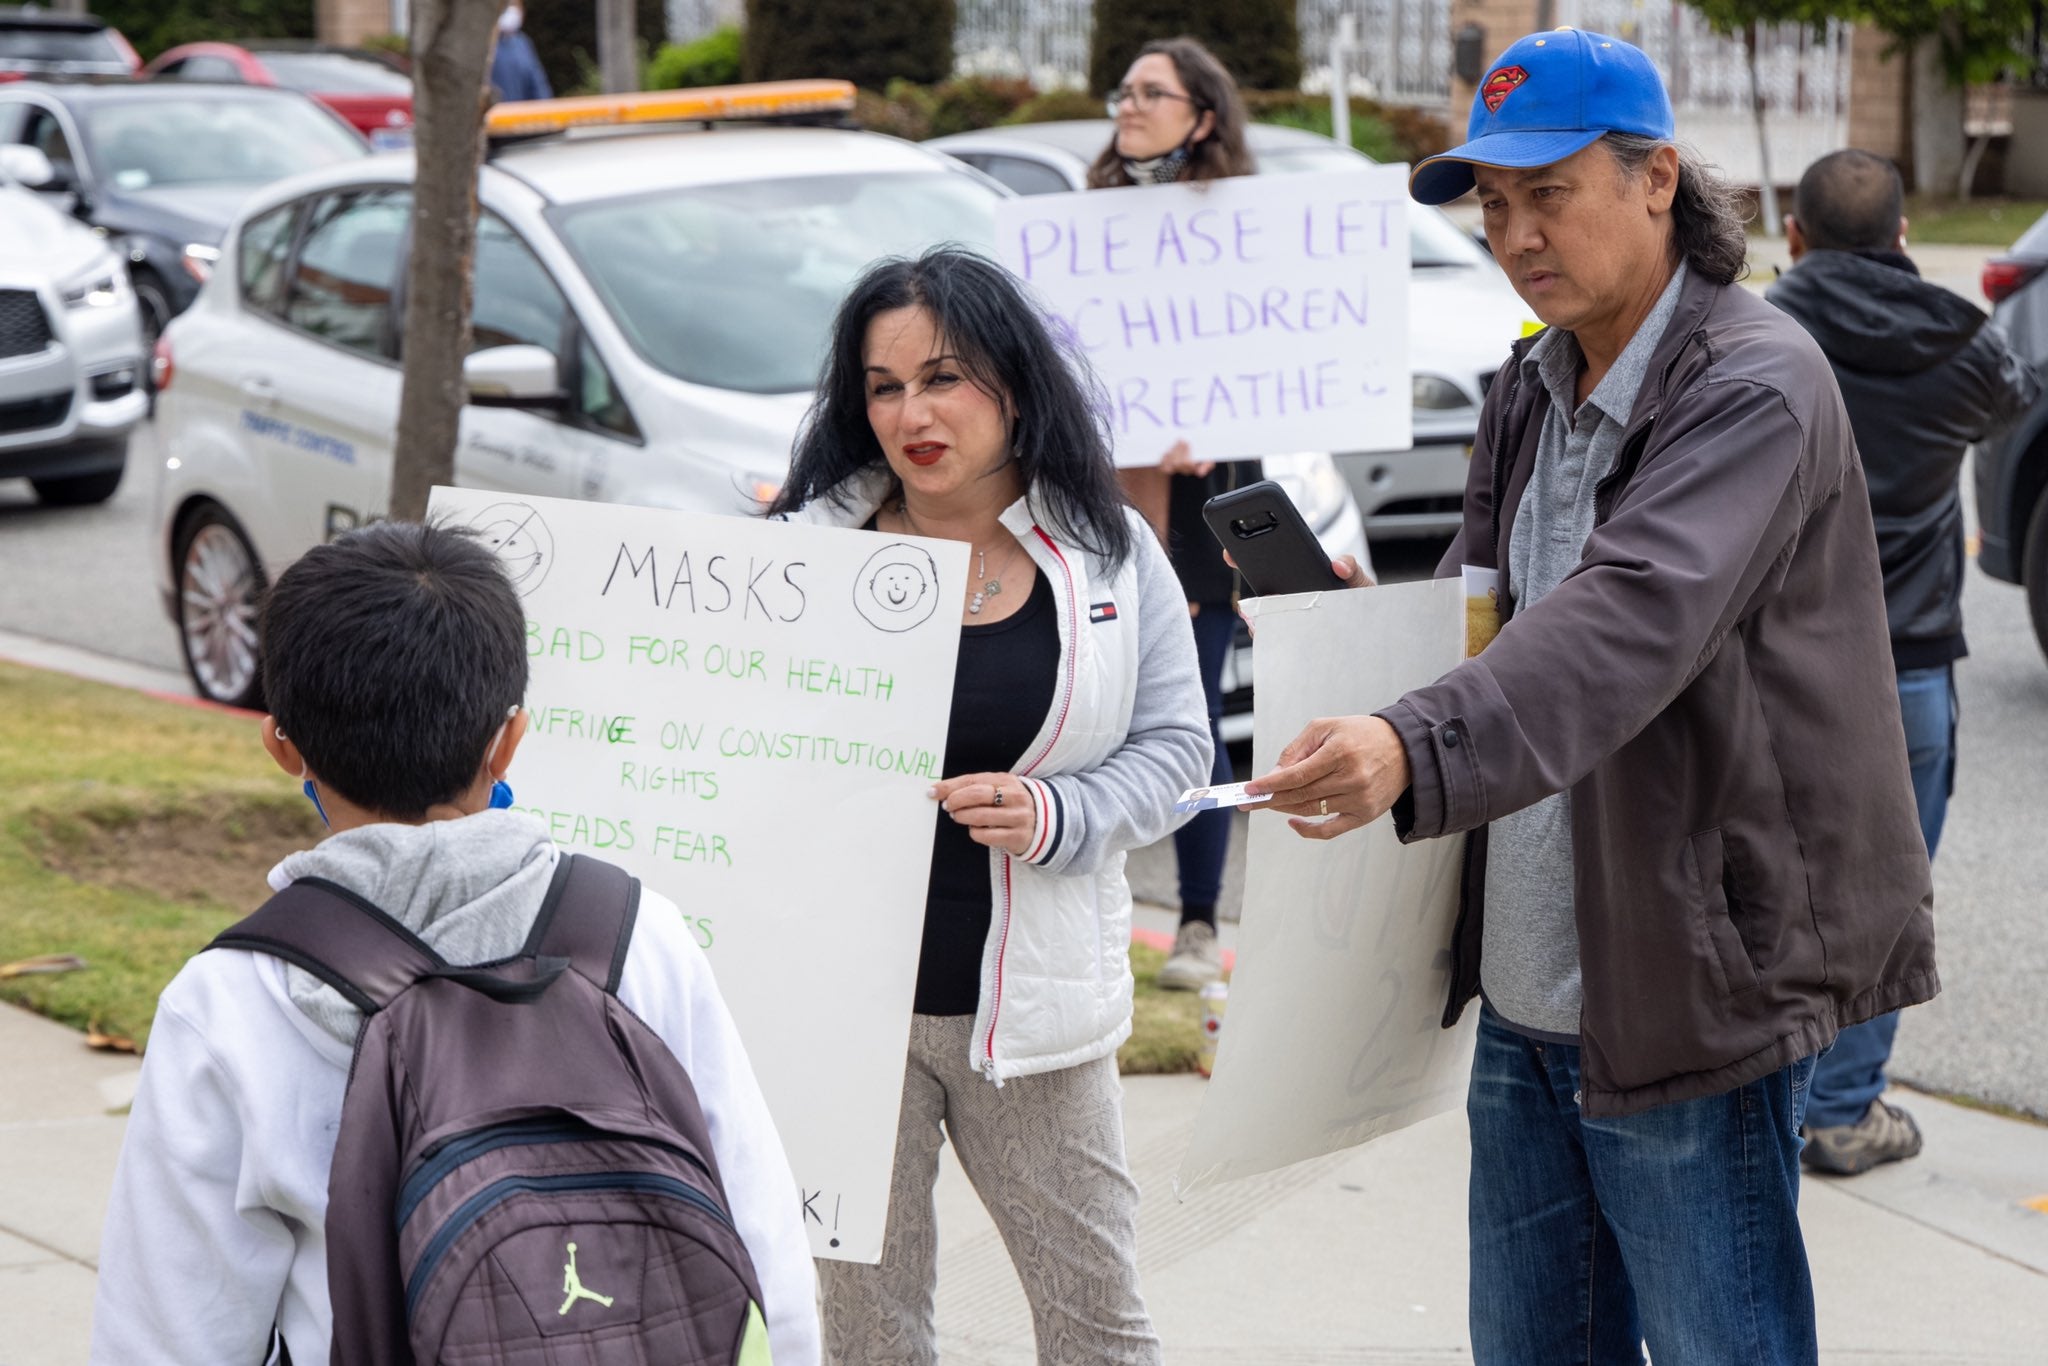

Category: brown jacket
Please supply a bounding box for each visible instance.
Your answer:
[1377,269,1938,1117]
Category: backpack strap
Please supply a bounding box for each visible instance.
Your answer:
[526,854,640,994]
[208,878,447,1015]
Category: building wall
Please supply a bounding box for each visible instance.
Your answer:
[1846,24,1907,164]
[1445,0,1539,126]
[318,0,398,46]
[2009,90,2048,198]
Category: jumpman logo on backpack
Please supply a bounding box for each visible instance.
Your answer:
[559,1241,616,1316]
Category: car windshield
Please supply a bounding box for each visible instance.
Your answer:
[0,27,125,68]
[554,171,999,394]
[258,52,412,95]
[83,95,365,189]
[1257,145,1490,268]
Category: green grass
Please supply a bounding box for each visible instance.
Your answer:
[1120,942,1217,1075]
[0,662,307,1049]
[1902,196,2048,249]
[1746,196,2047,250]
[0,662,1208,1070]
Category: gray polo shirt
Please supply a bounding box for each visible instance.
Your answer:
[1480,264,1688,1041]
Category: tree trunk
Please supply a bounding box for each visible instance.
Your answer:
[1958,131,1992,201]
[389,0,501,524]
[1909,33,1967,197]
[1746,23,1781,239]
[598,0,638,94]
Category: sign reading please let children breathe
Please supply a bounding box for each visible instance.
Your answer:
[430,487,969,1264]
[996,167,1414,466]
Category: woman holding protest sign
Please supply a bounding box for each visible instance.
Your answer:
[769,246,1208,1366]
[1089,36,1265,991]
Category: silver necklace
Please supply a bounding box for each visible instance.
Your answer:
[899,500,1021,615]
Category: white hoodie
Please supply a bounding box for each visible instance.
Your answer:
[90,810,820,1365]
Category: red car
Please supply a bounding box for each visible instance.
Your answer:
[144,40,412,145]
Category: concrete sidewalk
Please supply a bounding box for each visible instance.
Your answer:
[9,937,2048,1365]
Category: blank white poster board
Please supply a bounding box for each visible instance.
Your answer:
[1177,578,1476,1195]
[994,168,1413,466]
[430,488,968,1262]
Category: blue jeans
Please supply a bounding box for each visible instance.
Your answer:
[1804,663,1955,1130]
[1172,602,1236,912]
[1469,1007,1818,1365]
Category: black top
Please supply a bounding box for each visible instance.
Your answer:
[915,570,1060,1016]
[1168,460,1261,604]
[1766,248,2041,670]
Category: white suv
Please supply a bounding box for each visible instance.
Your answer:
[0,149,145,505]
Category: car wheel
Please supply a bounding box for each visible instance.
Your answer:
[31,466,124,506]
[174,504,267,709]
[133,269,171,396]
[2026,487,2048,666]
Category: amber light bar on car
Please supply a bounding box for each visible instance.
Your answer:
[485,80,857,138]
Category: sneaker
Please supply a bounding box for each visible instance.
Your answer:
[1801,1099,1924,1176]
[1156,920,1223,991]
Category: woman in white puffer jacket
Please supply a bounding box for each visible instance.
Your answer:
[769,246,1210,1366]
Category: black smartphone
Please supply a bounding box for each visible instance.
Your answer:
[1201,480,1349,597]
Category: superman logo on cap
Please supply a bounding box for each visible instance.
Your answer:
[1481,65,1528,113]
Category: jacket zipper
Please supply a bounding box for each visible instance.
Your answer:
[403,1171,731,1316]
[983,527,1080,1080]
[395,1117,711,1231]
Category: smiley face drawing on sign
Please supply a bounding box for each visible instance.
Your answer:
[855,543,940,632]
[472,502,554,597]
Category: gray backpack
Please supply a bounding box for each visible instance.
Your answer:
[211,855,773,1365]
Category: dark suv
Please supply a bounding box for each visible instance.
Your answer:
[0,79,366,349]
[1977,213,2048,661]
[0,8,137,79]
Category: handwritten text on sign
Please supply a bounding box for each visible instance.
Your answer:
[997,169,1413,466]
[430,488,968,1263]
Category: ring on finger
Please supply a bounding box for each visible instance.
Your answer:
[1319,798,1329,816]
[994,787,1006,807]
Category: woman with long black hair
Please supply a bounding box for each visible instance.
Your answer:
[769,246,1208,1365]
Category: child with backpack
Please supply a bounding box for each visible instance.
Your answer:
[91,522,819,1365]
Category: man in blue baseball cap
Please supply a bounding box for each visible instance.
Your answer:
[1250,27,1935,1364]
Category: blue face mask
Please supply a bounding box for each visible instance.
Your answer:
[490,780,515,810]
[303,778,331,828]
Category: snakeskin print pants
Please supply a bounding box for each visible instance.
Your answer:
[818,1014,1161,1365]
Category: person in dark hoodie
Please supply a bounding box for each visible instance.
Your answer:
[1768,148,2040,1176]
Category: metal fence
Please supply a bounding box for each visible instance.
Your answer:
[955,0,1094,88]
[665,0,742,44]
[1300,0,1452,106]
[1556,1,1850,186]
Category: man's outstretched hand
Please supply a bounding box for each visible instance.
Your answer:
[1245,715,1411,839]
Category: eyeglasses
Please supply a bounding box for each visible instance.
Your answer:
[1105,84,1200,118]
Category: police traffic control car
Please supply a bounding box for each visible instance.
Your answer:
[152,83,1366,710]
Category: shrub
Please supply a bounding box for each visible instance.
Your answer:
[857,80,935,141]
[1007,88,1105,126]
[744,0,955,89]
[646,24,743,90]
[1089,0,1301,96]
[92,0,313,62]
[1242,90,1452,167]
[927,75,1037,137]
[520,0,671,98]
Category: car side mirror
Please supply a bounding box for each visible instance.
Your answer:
[464,345,567,410]
[0,144,60,191]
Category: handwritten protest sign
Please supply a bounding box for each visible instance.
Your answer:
[1176,579,1474,1195]
[996,168,1412,466]
[430,488,968,1262]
